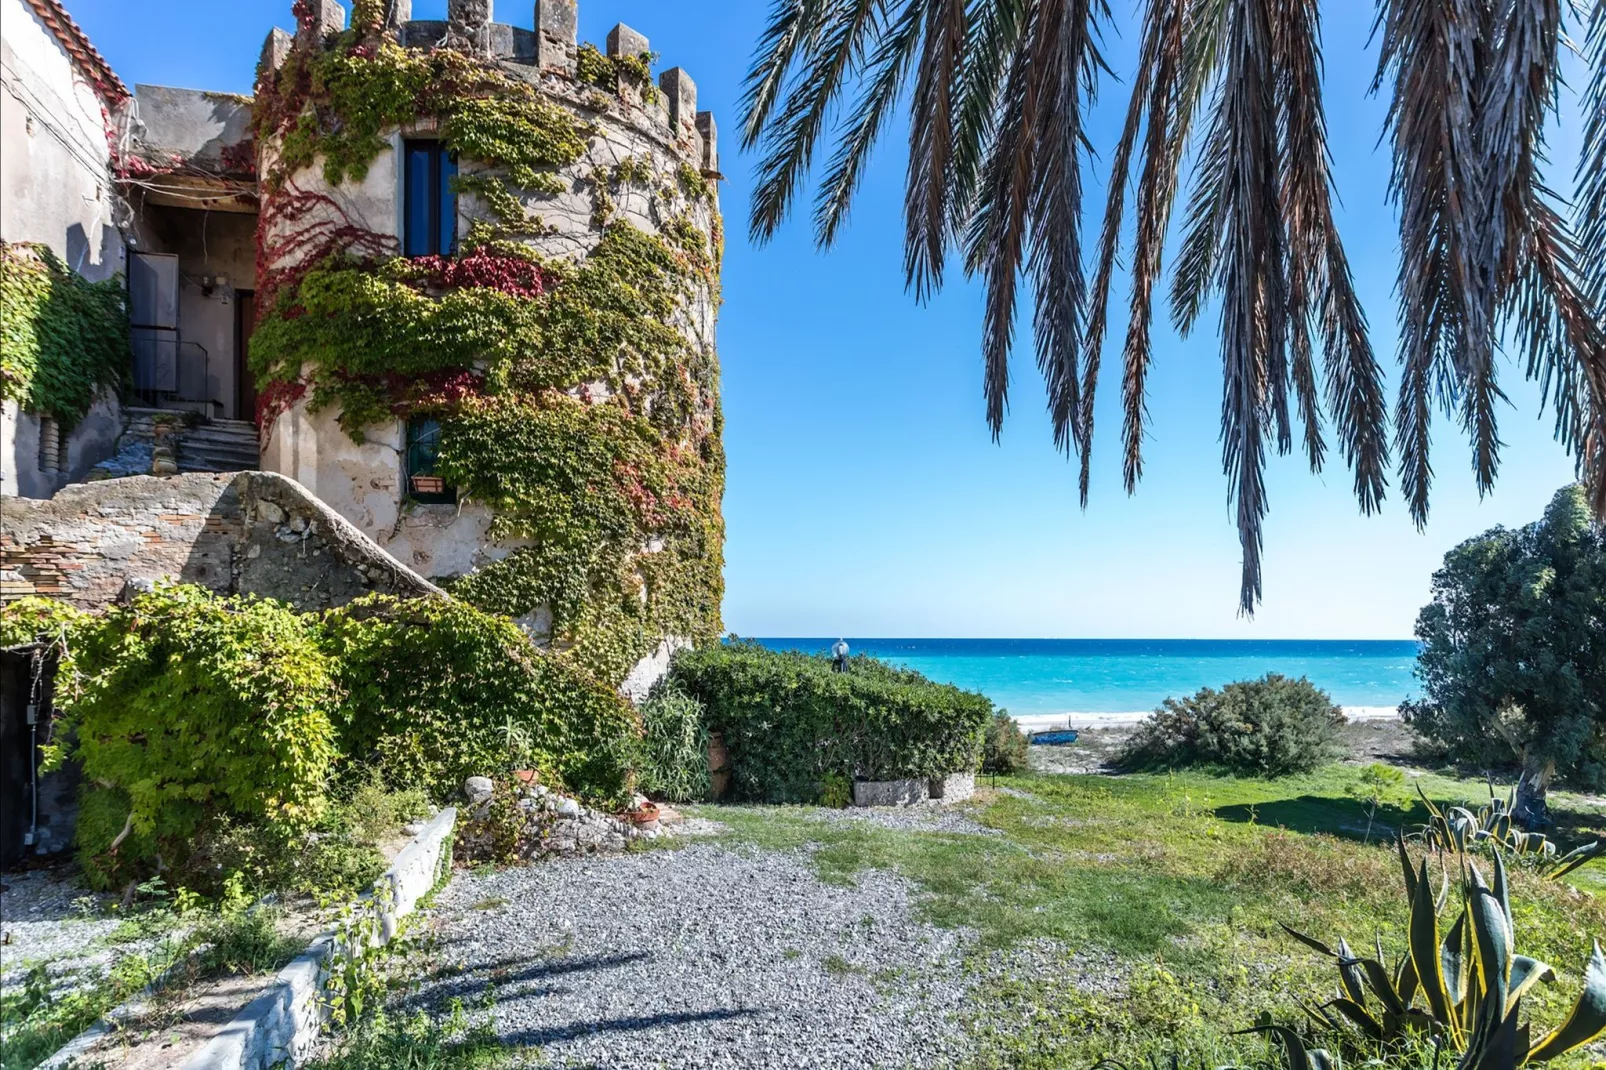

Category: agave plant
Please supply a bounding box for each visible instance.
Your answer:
[1412,786,1606,881]
[1283,840,1606,1067]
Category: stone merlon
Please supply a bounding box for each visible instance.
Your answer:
[607,23,647,59]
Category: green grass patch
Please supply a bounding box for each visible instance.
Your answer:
[692,763,1606,1068]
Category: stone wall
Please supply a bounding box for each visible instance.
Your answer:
[0,471,440,612]
[3,393,125,499]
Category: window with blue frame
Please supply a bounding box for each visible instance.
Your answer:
[403,141,458,257]
[405,418,455,504]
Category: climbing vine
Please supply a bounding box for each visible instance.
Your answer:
[576,43,660,104]
[250,25,724,688]
[0,243,129,427]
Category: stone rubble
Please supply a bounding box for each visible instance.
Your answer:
[455,776,661,863]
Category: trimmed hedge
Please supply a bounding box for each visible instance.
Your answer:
[667,641,991,803]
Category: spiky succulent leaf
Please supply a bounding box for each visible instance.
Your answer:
[1527,943,1606,1061]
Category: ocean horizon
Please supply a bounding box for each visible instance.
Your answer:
[747,637,1421,724]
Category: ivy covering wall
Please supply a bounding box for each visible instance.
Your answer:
[251,10,724,685]
[0,243,129,427]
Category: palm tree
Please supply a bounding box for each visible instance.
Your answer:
[741,0,1606,614]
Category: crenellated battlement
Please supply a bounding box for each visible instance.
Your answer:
[266,0,718,175]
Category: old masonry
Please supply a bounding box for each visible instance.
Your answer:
[0,0,726,855]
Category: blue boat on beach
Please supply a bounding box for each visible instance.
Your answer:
[1029,730,1080,746]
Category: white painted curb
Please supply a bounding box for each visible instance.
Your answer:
[181,806,456,1070]
[34,807,459,1070]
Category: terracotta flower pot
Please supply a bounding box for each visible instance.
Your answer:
[411,474,446,494]
[512,769,539,786]
[707,731,731,800]
[624,803,660,825]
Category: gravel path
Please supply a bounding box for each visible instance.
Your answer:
[1,868,198,1000]
[413,842,982,1069]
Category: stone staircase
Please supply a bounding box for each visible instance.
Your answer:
[119,407,261,474]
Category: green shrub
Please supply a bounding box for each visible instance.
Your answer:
[62,585,339,889]
[0,595,90,650]
[1119,674,1344,777]
[818,772,852,808]
[203,778,425,902]
[982,710,1030,775]
[193,905,304,977]
[323,594,639,808]
[667,641,991,803]
[635,685,711,803]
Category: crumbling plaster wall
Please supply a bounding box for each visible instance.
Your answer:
[0,472,441,612]
[0,0,128,497]
[260,402,517,580]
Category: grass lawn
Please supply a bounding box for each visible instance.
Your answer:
[694,763,1606,1069]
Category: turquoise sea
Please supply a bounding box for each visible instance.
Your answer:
[751,638,1420,720]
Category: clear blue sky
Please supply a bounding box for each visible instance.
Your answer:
[67,0,1588,640]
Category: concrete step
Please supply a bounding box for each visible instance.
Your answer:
[117,409,261,474]
[182,429,259,448]
[180,446,260,464]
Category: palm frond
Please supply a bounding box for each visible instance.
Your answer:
[1081,0,1192,500]
[965,5,1042,437]
[1275,0,1388,509]
[1192,0,1285,613]
[813,0,925,248]
[904,0,969,300]
[1509,196,1606,516]
[740,0,840,150]
[1581,1,1606,315]
[748,0,881,244]
[1375,0,1488,525]
[1029,0,1109,462]
[1080,0,1161,501]
[946,0,1032,241]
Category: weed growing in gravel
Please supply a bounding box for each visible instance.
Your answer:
[470,896,509,911]
[0,943,176,1070]
[822,954,862,977]
[0,885,306,1070]
[302,998,510,1070]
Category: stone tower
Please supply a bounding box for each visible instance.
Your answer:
[251,0,724,693]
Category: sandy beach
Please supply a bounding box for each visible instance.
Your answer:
[1015,705,1401,734]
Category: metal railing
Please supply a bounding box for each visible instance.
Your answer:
[131,329,216,412]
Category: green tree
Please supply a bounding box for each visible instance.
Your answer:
[1402,485,1606,826]
[741,0,1606,614]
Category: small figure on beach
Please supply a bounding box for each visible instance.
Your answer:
[831,638,849,673]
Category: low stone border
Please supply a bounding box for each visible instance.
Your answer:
[37,808,458,1070]
[181,806,457,1070]
[852,778,929,807]
[852,773,977,808]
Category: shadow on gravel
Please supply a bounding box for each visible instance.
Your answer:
[496,1008,761,1048]
[402,952,654,1010]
